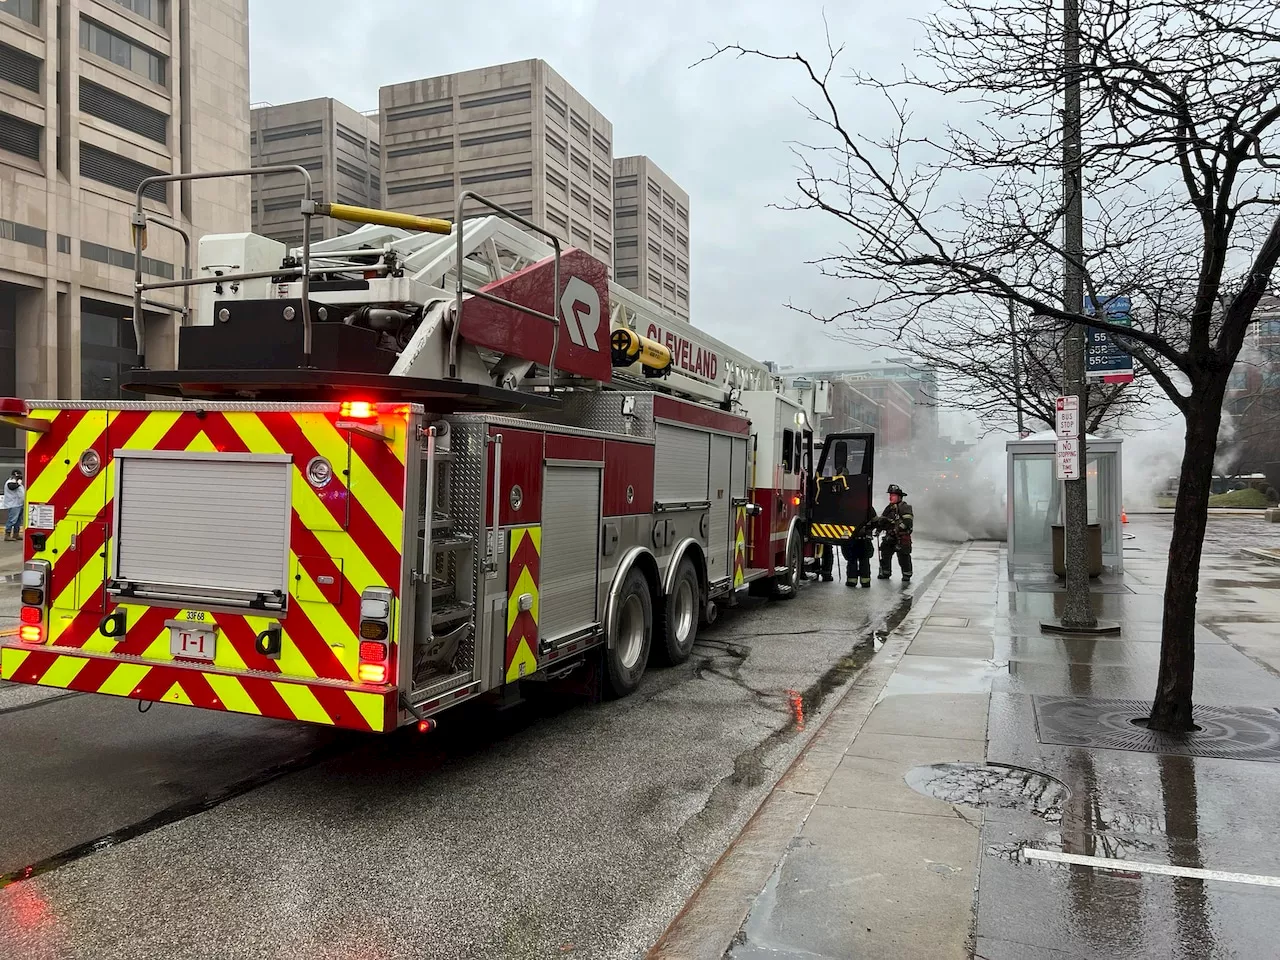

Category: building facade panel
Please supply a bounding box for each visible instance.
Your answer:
[0,0,250,459]
[612,154,689,321]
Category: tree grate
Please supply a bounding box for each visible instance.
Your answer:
[1032,696,1280,761]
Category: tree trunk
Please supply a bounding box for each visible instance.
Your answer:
[1148,398,1223,732]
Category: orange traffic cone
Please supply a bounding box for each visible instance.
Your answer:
[1121,508,1129,524]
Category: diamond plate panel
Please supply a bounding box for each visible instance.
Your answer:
[448,421,487,680]
[1033,696,1280,761]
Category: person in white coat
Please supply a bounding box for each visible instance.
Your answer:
[3,470,24,541]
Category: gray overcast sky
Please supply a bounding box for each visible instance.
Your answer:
[246,0,942,370]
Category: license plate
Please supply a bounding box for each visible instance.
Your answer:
[169,626,216,662]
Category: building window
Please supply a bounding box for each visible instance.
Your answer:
[593,202,610,225]
[677,259,688,278]
[570,186,590,212]
[80,240,172,278]
[615,176,637,189]
[336,124,366,149]
[569,111,590,139]
[80,78,168,144]
[370,174,380,192]
[615,204,637,218]
[1259,317,1280,337]
[57,234,71,253]
[80,301,139,400]
[386,176,453,195]
[387,139,451,159]
[262,123,322,143]
[677,205,688,224]
[0,111,41,161]
[105,0,166,26]
[0,217,46,248]
[571,151,589,174]
[647,180,661,199]
[663,221,675,240]
[545,91,567,119]
[1229,369,1248,390]
[647,268,662,285]
[592,133,610,158]
[663,194,675,212]
[385,102,452,123]
[1265,370,1280,390]
[546,129,567,160]
[460,126,531,148]
[616,266,638,280]
[572,224,591,245]
[459,88,530,110]
[547,169,567,193]
[592,167,610,193]
[677,286,688,303]
[663,251,676,269]
[369,142,379,157]
[615,238,638,249]
[1,0,39,26]
[647,239,661,256]
[80,18,166,84]
[336,159,366,181]
[459,166,532,186]
[647,210,661,228]
[0,41,42,92]
[263,196,302,212]
[547,208,567,231]
[594,238,611,257]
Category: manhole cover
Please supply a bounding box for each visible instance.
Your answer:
[1033,696,1280,761]
[904,762,1067,821]
[927,616,970,628]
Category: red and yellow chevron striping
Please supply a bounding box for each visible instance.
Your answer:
[733,506,747,588]
[505,526,541,682]
[0,645,392,731]
[9,403,410,729]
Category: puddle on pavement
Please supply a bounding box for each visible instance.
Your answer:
[905,762,1068,822]
[881,655,1005,696]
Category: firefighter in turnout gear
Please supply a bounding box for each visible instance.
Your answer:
[876,484,914,582]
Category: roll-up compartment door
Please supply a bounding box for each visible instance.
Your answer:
[539,465,601,641]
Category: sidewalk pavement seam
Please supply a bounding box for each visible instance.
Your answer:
[647,542,972,960]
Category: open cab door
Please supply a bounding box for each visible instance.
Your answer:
[807,433,876,543]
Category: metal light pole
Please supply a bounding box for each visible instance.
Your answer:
[1058,0,1097,629]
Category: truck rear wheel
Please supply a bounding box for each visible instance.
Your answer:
[769,530,802,601]
[605,568,653,698]
[654,557,700,666]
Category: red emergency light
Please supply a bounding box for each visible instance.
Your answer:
[339,400,375,420]
[19,606,42,625]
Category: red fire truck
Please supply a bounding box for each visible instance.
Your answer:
[0,174,873,733]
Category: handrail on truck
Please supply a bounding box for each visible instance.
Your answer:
[449,190,563,392]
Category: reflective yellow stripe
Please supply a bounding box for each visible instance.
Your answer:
[39,654,89,690]
[246,611,317,680]
[28,411,105,504]
[272,680,334,725]
[292,563,358,680]
[1,647,30,678]
[97,662,151,697]
[205,673,262,715]
[346,690,385,731]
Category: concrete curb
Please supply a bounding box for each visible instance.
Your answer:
[1243,547,1280,565]
[647,542,971,959]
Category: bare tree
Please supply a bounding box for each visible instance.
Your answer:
[704,0,1280,731]
[871,299,1155,435]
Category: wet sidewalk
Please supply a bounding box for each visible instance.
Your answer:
[650,516,1280,959]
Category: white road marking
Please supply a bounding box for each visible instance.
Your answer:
[1023,849,1280,887]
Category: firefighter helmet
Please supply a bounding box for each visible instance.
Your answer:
[887,483,906,497]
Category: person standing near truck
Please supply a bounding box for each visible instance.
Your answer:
[3,469,24,541]
[877,483,913,582]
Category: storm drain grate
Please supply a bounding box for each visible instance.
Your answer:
[1033,696,1280,761]
[1018,581,1134,594]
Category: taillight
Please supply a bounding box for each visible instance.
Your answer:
[340,400,375,419]
[358,587,393,683]
[19,560,49,643]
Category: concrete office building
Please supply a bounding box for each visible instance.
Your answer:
[0,0,250,451]
[612,155,689,321]
[250,98,379,246]
[379,59,614,266]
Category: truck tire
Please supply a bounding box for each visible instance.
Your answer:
[770,529,802,601]
[605,568,653,698]
[655,557,700,666]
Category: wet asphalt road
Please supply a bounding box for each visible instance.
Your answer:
[0,541,951,960]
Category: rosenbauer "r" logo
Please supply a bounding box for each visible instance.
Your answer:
[560,276,602,352]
